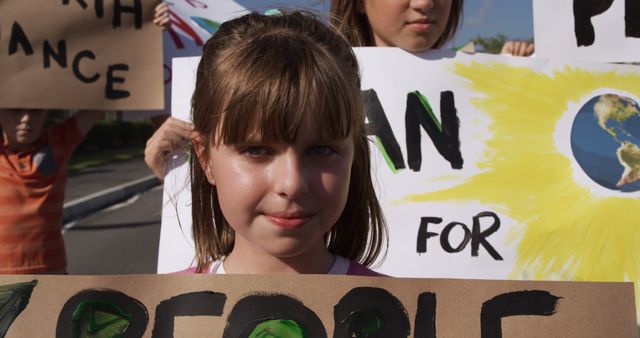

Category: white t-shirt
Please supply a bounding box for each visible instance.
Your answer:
[209,255,350,275]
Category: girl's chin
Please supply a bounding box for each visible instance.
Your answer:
[398,37,436,53]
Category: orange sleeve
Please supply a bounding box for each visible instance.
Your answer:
[47,116,85,158]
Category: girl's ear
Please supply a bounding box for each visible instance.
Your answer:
[191,131,216,185]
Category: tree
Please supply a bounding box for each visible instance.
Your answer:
[472,34,508,54]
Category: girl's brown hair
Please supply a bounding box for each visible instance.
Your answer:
[190,10,387,272]
[331,0,464,49]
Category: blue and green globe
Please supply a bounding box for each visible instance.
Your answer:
[570,93,640,193]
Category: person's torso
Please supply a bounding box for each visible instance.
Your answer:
[0,117,82,273]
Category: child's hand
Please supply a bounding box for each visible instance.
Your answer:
[153,2,170,29]
[144,117,194,180]
[501,41,535,57]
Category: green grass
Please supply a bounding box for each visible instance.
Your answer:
[69,146,145,172]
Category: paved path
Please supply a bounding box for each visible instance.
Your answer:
[65,157,156,202]
[62,156,163,274]
[63,157,160,224]
[63,185,163,274]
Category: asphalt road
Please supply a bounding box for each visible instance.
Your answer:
[63,185,163,275]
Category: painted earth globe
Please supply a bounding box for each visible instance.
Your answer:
[570,93,640,193]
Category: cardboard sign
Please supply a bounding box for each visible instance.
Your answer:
[159,50,640,323]
[0,0,164,110]
[534,0,640,62]
[0,275,635,337]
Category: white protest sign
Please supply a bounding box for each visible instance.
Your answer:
[159,50,640,322]
[534,0,640,62]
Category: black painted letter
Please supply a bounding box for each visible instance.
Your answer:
[56,289,148,338]
[106,64,130,99]
[440,221,471,253]
[414,292,437,338]
[43,40,67,69]
[113,0,142,29]
[152,291,226,338]
[334,287,410,338]
[62,0,88,9]
[405,90,462,171]
[363,89,406,172]
[224,293,326,338]
[471,211,503,260]
[573,0,614,46]
[72,50,99,83]
[417,217,442,254]
[9,22,33,56]
[481,290,561,338]
[626,0,640,37]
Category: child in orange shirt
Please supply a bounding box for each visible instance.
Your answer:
[0,109,102,273]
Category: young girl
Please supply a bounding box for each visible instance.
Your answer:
[187,10,387,275]
[331,0,464,52]
[331,0,533,55]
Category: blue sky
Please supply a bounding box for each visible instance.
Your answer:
[453,0,534,47]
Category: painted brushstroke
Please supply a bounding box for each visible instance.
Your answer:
[152,291,226,337]
[0,280,37,337]
[406,91,463,171]
[223,294,326,338]
[481,290,561,338]
[191,16,220,35]
[333,287,410,337]
[399,61,640,308]
[341,310,383,337]
[57,289,148,338]
[72,300,133,338]
[363,89,406,172]
[248,319,305,338]
[573,0,614,46]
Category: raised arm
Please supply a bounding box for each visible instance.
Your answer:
[75,110,104,136]
[144,117,194,180]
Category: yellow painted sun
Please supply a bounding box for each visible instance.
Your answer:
[399,61,640,306]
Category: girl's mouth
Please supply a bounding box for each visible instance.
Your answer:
[407,18,436,31]
[264,212,314,229]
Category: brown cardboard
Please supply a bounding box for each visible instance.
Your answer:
[0,274,636,337]
[0,0,163,110]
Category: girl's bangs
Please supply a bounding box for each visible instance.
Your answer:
[216,34,359,145]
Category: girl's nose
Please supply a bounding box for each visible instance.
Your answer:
[410,0,434,11]
[273,151,309,199]
[19,111,32,123]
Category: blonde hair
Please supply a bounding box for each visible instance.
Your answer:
[331,0,464,48]
[190,10,387,272]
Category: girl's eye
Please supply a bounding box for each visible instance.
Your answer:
[307,145,335,156]
[239,146,270,157]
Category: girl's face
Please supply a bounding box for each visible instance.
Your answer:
[197,115,354,261]
[362,0,452,52]
[0,109,48,150]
